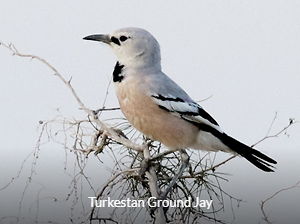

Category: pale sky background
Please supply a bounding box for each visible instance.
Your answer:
[1,1,300,223]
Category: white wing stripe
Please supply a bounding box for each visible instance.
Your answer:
[151,94,223,132]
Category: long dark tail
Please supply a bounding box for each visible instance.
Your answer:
[192,123,277,172]
[220,133,277,172]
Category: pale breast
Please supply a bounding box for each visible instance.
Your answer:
[115,76,199,150]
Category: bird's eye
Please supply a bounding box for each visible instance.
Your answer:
[119,36,128,42]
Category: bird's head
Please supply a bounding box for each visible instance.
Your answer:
[83,27,161,70]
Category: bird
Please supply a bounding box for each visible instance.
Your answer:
[83,27,277,174]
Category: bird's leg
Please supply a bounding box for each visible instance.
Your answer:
[160,149,189,200]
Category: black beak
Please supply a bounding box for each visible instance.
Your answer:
[83,34,111,44]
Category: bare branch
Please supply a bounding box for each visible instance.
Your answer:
[252,113,298,147]
[143,146,166,224]
[260,181,300,224]
[0,42,146,152]
[3,41,296,224]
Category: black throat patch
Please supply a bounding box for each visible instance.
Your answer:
[113,61,125,82]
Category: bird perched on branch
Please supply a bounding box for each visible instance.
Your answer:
[83,27,276,173]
